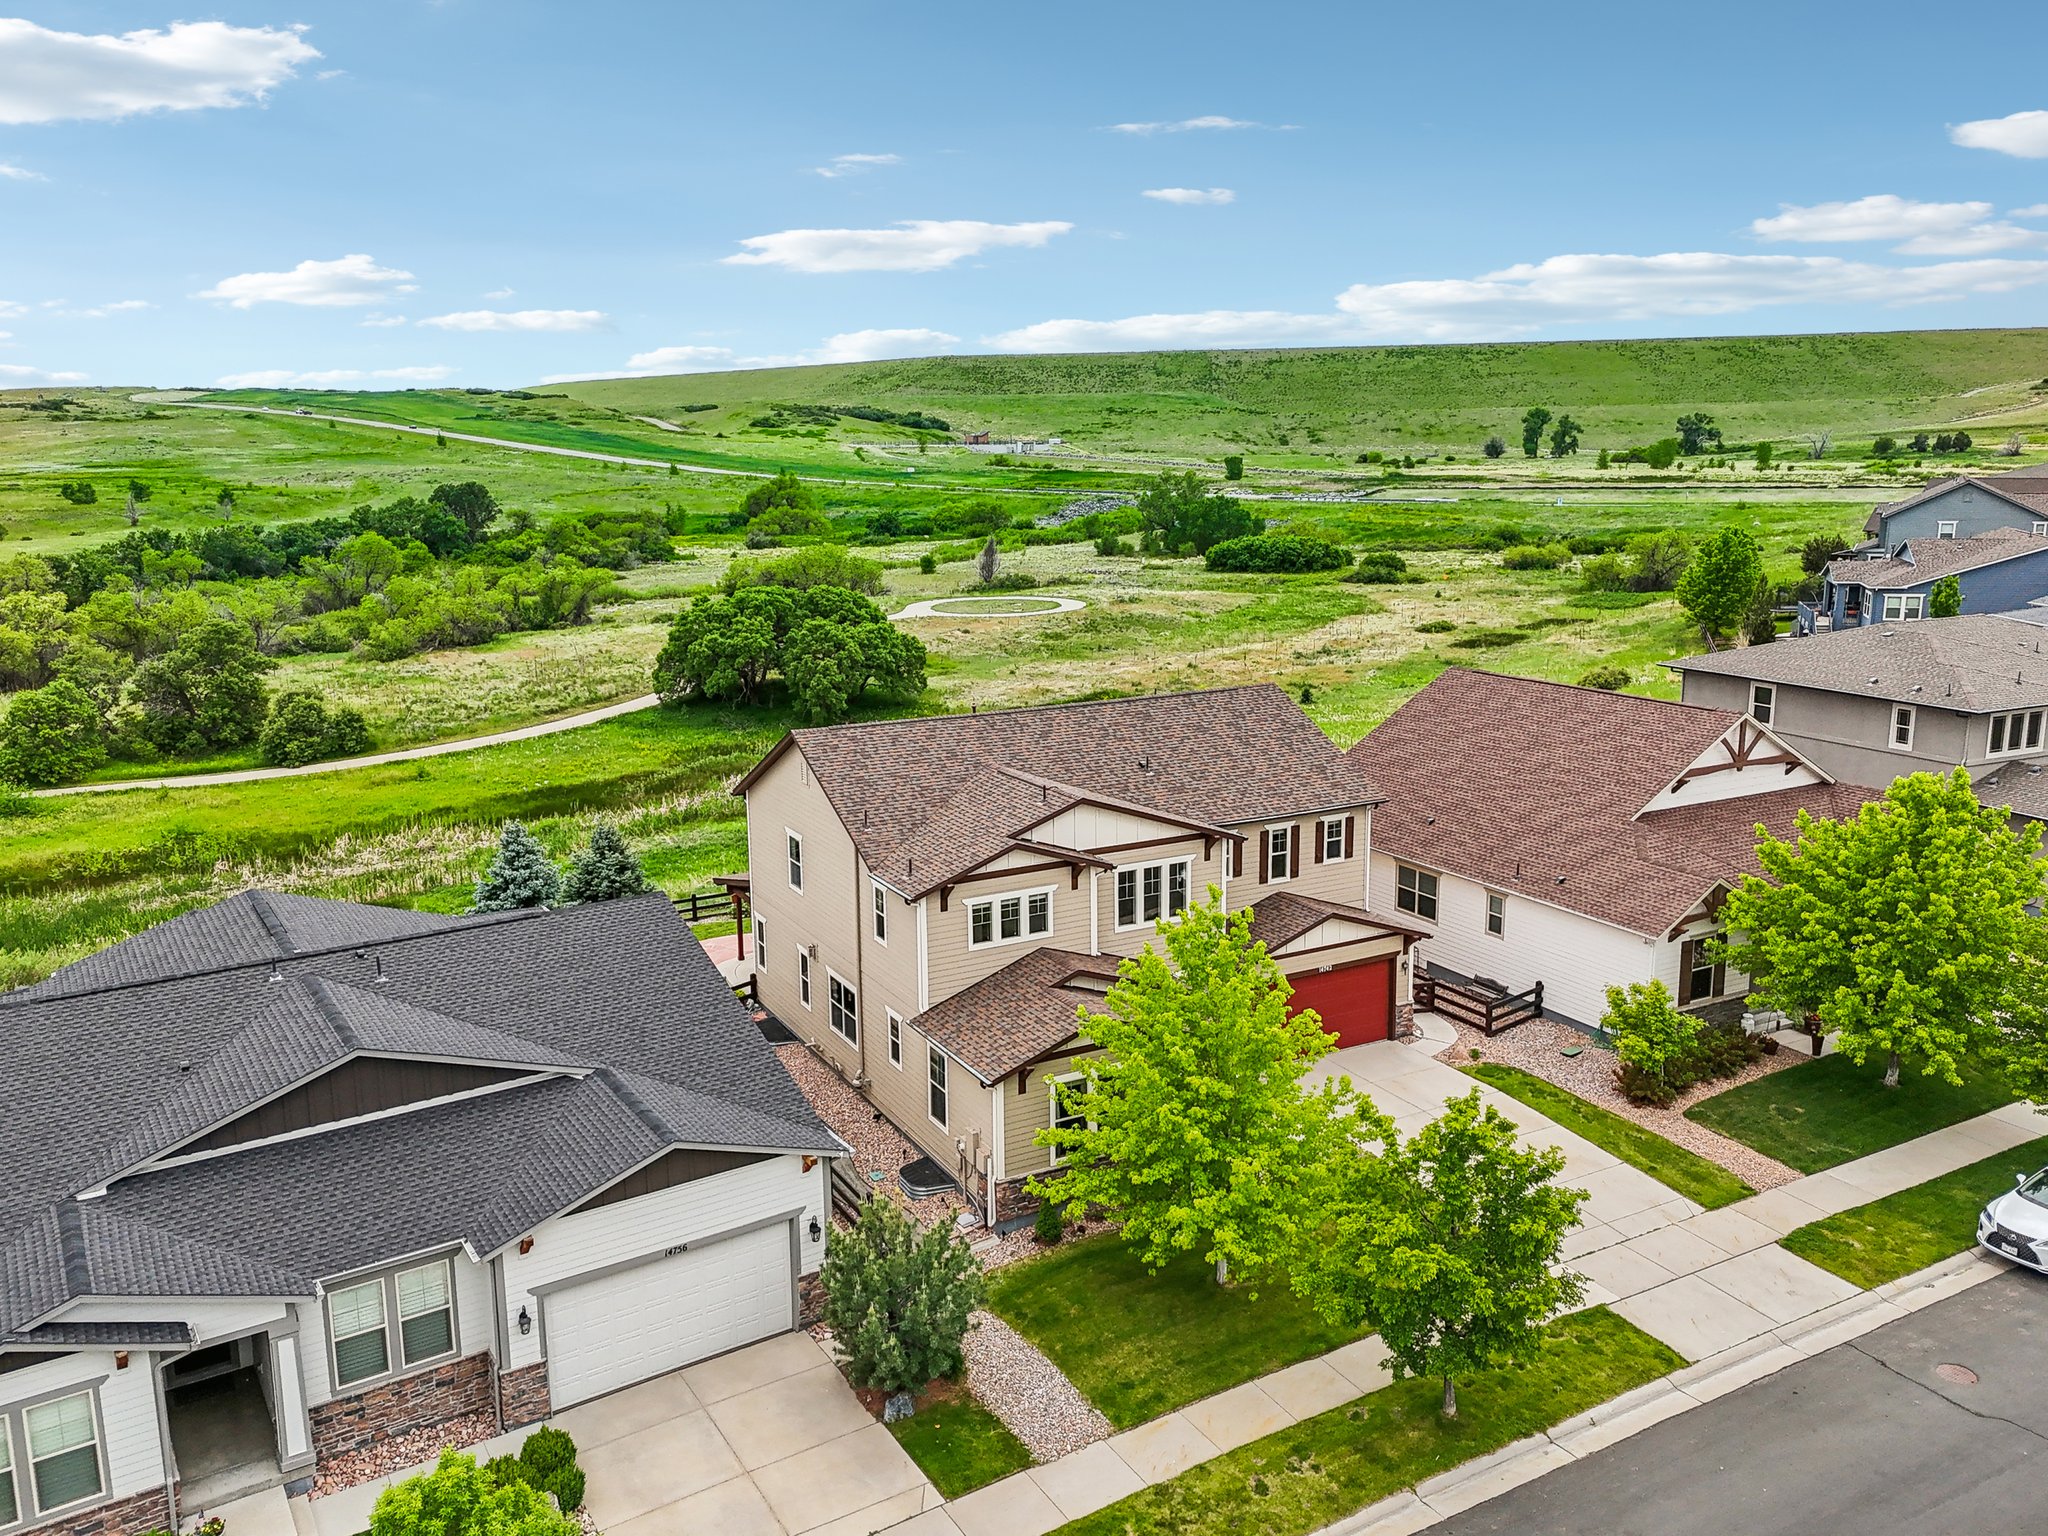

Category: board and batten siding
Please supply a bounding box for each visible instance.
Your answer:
[0,1350,165,1504]
[500,1152,826,1374]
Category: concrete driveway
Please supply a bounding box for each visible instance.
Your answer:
[559,1332,940,1536]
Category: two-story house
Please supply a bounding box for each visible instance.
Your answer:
[1808,527,2048,633]
[1346,669,1878,1031]
[1861,463,2048,549]
[1670,612,2048,823]
[733,685,1424,1228]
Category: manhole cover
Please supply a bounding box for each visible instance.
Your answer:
[1935,1362,1979,1386]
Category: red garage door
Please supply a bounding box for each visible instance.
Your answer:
[1287,959,1395,1047]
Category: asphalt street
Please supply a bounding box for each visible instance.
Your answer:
[1420,1271,2046,1536]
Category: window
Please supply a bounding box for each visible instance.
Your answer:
[1395,864,1438,921]
[1749,684,1774,726]
[2035,522,2047,538]
[1048,1073,1088,1164]
[786,831,803,892]
[828,973,858,1044]
[928,1046,949,1128]
[752,915,767,966]
[1115,859,1192,929]
[1681,938,1722,1004]
[1320,818,1347,863]
[888,1012,902,1067]
[1266,826,1293,881]
[329,1279,389,1387]
[1224,837,1241,878]
[1990,709,2046,756]
[872,883,888,943]
[1891,705,1916,751]
[1936,520,1958,538]
[24,1395,99,1514]
[0,1416,14,1527]
[968,887,1054,949]
[396,1259,455,1366]
[1486,892,1506,938]
[797,949,812,1008]
[1880,592,1925,621]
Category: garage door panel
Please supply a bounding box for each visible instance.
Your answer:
[547,1220,793,1408]
[1288,959,1393,1047]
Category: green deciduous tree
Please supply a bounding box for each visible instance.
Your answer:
[1291,1091,1587,1419]
[1547,415,1582,457]
[1930,575,1963,618]
[428,481,500,543]
[1674,527,1763,648]
[561,822,651,902]
[1029,892,1383,1285]
[819,1197,983,1398]
[1222,454,1244,480]
[739,470,819,522]
[1676,413,1723,455]
[1754,440,1775,470]
[127,618,275,754]
[1135,470,1255,556]
[0,679,106,785]
[257,689,372,768]
[471,820,561,912]
[1719,769,2047,1089]
[653,585,924,721]
[1520,408,1552,458]
[1602,980,1699,1091]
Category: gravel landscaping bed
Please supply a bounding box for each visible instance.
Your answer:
[775,1041,966,1224]
[960,1309,1111,1461]
[308,1409,495,1496]
[1453,1017,1803,1191]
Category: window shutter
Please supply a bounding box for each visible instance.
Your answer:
[1677,941,1695,1006]
[1712,958,1726,999]
[1289,824,1301,878]
[1257,830,1270,884]
[1313,823,1325,864]
[1343,815,1356,859]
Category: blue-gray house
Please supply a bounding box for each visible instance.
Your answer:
[1810,527,2048,632]
[1862,464,2048,549]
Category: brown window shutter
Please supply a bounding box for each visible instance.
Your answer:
[1257,830,1270,884]
[1712,958,1726,998]
[1313,822,1325,865]
[1677,941,1695,1005]
[1289,824,1301,878]
[1343,815,1356,859]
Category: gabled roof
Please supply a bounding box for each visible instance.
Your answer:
[1828,527,2048,590]
[911,948,1123,1082]
[1668,614,2048,713]
[1243,891,1428,952]
[1866,469,2048,533]
[1347,669,1878,936]
[0,891,835,1334]
[736,686,1382,897]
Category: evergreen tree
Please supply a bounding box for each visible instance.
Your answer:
[561,822,650,902]
[819,1197,983,1398]
[471,820,561,912]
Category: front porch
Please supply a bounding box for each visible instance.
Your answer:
[165,1341,287,1512]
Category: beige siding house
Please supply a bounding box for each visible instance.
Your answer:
[735,685,1423,1227]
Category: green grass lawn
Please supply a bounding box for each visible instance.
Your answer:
[1053,1308,1681,1536]
[983,1235,1362,1430]
[1781,1134,2048,1288]
[1684,1053,2020,1174]
[1465,1062,1754,1210]
[887,1393,1034,1498]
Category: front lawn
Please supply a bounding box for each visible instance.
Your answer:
[1781,1134,2048,1288]
[1053,1308,1681,1536]
[888,1393,1034,1498]
[1465,1063,1754,1210]
[1684,1052,2018,1174]
[983,1234,1361,1430]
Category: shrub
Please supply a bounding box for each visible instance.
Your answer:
[0,679,106,785]
[1499,543,1572,571]
[1222,454,1244,480]
[1347,551,1410,584]
[1578,553,1629,591]
[723,545,884,596]
[518,1427,577,1483]
[1449,628,1529,649]
[820,1197,983,1395]
[1204,534,1350,573]
[483,1455,528,1490]
[372,1451,574,1536]
[918,553,937,574]
[258,690,372,768]
[58,481,97,505]
[1414,619,1456,634]
[1093,534,1130,556]
[1034,1196,1064,1246]
[1576,664,1631,691]
[543,1466,585,1514]
[973,571,1040,591]
[1481,435,1506,459]
[1603,981,1699,1100]
[1871,435,1898,457]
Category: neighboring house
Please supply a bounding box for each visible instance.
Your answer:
[1669,612,2048,822]
[1807,527,2048,633]
[734,685,1424,1228]
[0,891,837,1534]
[1345,669,1877,1031]
[1861,463,2048,548]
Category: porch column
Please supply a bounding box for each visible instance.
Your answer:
[271,1334,313,1470]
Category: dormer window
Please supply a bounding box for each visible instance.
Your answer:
[1936,520,1958,538]
[1115,859,1190,929]
[1749,684,1774,726]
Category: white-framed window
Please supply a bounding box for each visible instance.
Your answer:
[329,1256,458,1391]
[1990,708,2046,756]
[328,1278,390,1387]
[1485,891,1506,937]
[1320,817,1347,862]
[1891,705,1916,751]
[928,1046,949,1128]
[1936,520,1958,538]
[0,1416,17,1527]
[1115,858,1191,930]
[1881,592,1926,621]
[1396,864,1439,921]
[968,886,1055,949]
[1266,824,1294,882]
[1224,837,1242,878]
[828,973,858,1044]
[785,830,804,892]
[752,915,767,966]
[23,1394,100,1515]
[396,1258,455,1366]
[2035,521,2048,537]
[797,948,812,1008]
[888,1011,902,1067]
[872,883,888,943]
[1749,683,1774,725]
[1048,1072,1089,1163]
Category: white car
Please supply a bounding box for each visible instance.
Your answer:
[1978,1166,2048,1273]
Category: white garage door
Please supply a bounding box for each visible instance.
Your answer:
[545,1220,794,1408]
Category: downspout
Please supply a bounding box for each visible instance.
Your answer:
[852,857,869,1085]
[1089,870,1100,954]
[489,1253,510,1434]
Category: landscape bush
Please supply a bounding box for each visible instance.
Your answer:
[369,1450,575,1536]
[1498,543,1572,571]
[1603,980,1763,1106]
[1575,664,1631,691]
[820,1197,983,1397]
[1203,534,1350,573]
[1347,551,1410,584]
[257,689,372,768]
[1033,1195,1065,1246]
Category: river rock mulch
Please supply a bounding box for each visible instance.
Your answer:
[960,1309,1111,1461]
[775,1042,967,1224]
[307,1409,495,1497]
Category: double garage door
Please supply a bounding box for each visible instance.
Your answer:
[1287,957,1395,1047]
[546,1220,794,1408]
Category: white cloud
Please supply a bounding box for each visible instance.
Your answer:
[0,18,318,125]
[1142,186,1235,206]
[810,327,958,362]
[2010,203,2048,218]
[214,365,455,388]
[552,327,963,383]
[812,152,901,178]
[482,287,516,300]
[985,249,2048,351]
[1951,110,2048,159]
[0,363,89,383]
[358,313,408,328]
[1749,194,2044,256]
[418,308,609,332]
[55,299,151,319]
[0,162,45,181]
[1109,115,1284,135]
[198,254,416,309]
[0,299,30,319]
[724,219,1072,273]
[1895,222,2045,255]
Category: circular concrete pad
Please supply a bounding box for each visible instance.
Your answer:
[889,594,1086,620]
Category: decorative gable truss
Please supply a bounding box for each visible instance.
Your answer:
[933,795,1243,911]
[1636,717,1829,816]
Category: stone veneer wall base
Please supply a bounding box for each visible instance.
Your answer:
[497,1361,551,1430]
[18,1486,172,1536]
[310,1352,496,1462]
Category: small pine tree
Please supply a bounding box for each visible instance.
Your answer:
[560,823,650,903]
[471,821,561,912]
[820,1198,983,1397]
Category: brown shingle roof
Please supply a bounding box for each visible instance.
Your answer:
[1828,527,2048,589]
[1243,891,1428,952]
[740,686,1383,897]
[1347,669,1879,936]
[910,948,1121,1080]
[1667,613,2048,713]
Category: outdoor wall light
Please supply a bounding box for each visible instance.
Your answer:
[517,1306,532,1336]
[808,1217,823,1242]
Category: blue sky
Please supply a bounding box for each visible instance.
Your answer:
[3,1,2047,389]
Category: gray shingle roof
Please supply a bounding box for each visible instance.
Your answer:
[1827,527,2048,589]
[0,891,835,1333]
[1667,614,2048,713]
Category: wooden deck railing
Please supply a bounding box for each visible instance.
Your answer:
[1415,974,1544,1037]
